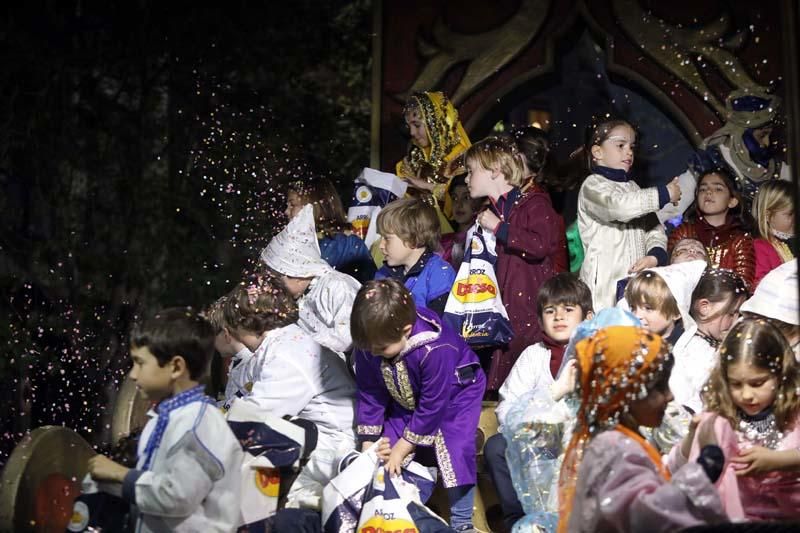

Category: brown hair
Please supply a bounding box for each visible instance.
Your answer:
[703,318,800,431]
[222,271,298,335]
[691,168,752,230]
[203,297,227,335]
[288,178,349,238]
[377,197,440,251]
[624,271,681,320]
[690,268,747,324]
[536,273,593,319]
[510,126,549,179]
[464,136,526,187]
[351,279,417,350]
[584,118,635,170]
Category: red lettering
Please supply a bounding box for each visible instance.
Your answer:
[456,282,496,297]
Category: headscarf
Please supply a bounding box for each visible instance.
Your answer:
[557,326,672,532]
[396,91,471,218]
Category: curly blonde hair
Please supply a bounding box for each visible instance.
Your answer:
[464,136,526,187]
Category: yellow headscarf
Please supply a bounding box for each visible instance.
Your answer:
[557,326,672,532]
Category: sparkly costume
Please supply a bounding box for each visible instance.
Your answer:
[354,307,485,488]
[558,326,726,533]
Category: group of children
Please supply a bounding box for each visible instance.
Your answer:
[84,89,798,533]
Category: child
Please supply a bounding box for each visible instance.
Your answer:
[751,179,796,287]
[440,173,481,270]
[374,197,456,316]
[352,279,485,532]
[622,260,707,410]
[465,135,567,391]
[87,308,243,532]
[670,237,708,264]
[667,168,755,287]
[222,272,357,510]
[285,178,376,282]
[559,325,727,532]
[486,273,593,531]
[204,296,254,405]
[261,204,361,355]
[671,318,800,521]
[577,118,681,310]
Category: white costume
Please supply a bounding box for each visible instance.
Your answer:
[220,346,255,407]
[124,391,243,533]
[260,205,361,355]
[578,173,667,311]
[228,322,357,509]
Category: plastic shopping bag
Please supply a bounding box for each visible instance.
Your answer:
[347,168,408,247]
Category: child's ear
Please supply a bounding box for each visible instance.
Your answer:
[584,310,595,321]
[590,145,603,161]
[170,355,187,379]
[695,299,711,319]
[401,324,413,338]
[222,326,232,342]
[727,196,739,209]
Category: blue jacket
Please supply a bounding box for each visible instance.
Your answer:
[375,251,456,316]
[319,233,376,283]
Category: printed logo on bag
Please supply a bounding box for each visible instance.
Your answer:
[356,185,373,203]
[255,467,280,497]
[359,515,418,533]
[67,501,89,532]
[451,274,497,303]
[470,236,485,255]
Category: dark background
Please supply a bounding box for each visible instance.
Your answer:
[0,1,373,464]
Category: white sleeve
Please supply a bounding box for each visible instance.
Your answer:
[580,175,661,224]
[496,346,541,428]
[313,277,358,353]
[644,220,668,254]
[243,341,319,418]
[656,170,696,224]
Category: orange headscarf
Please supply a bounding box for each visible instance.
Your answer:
[557,326,672,533]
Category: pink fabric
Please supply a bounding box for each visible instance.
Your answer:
[568,430,726,532]
[753,238,784,289]
[668,412,800,521]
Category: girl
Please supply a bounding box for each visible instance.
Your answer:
[671,318,800,521]
[751,179,796,287]
[285,178,375,282]
[397,91,471,230]
[577,118,681,310]
[465,135,567,391]
[667,168,755,288]
[558,325,727,532]
[439,173,482,270]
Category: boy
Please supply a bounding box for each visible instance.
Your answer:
[352,279,485,532]
[88,308,243,533]
[486,273,593,531]
[375,197,456,316]
[205,297,254,406]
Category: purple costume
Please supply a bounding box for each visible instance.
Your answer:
[354,307,486,488]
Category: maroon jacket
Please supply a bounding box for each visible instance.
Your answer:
[487,183,567,391]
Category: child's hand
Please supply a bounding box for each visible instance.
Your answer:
[551,359,577,401]
[361,438,392,461]
[477,209,501,233]
[88,454,130,483]
[681,415,701,458]
[732,446,787,476]
[628,255,658,273]
[385,438,415,478]
[405,175,435,192]
[667,176,682,205]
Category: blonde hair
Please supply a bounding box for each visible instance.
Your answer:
[377,197,440,250]
[464,136,525,187]
[752,180,794,241]
[703,318,800,431]
[624,271,681,320]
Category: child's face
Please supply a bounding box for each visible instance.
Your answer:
[696,296,743,341]
[450,185,477,226]
[727,360,778,416]
[631,303,678,337]
[129,345,175,401]
[670,239,707,264]
[285,191,306,220]
[697,173,737,218]
[629,374,673,428]
[379,233,419,269]
[752,125,773,148]
[465,159,495,199]
[769,206,795,235]
[404,109,429,149]
[591,125,635,172]
[214,328,241,358]
[281,275,312,299]
[370,325,412,359]
[541,302,587,344]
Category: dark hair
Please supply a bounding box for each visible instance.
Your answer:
[222,271,298,334]
[510,126,549,178]
[536,273,593,318]
[351,279,417,350]
[448,173,468,197]
[691,167,753,230]
[130,307,215,381]
[573,117,635,171]
[690,268,748,322]
[288,178,349,238]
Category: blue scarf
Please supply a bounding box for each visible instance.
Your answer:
[141,385,214,471]
[591,165,630,182]
[742,129,773,168]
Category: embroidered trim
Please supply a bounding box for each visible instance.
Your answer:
[357,424,383,436]
[403,428,436,446]
[434,430,458,488]
[381,360,416,410]
[397,311,442,360]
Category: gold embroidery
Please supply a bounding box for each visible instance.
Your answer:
[403,428,436,446]
[381,360,416,410]
[357,424,383,435]
[434,430,458,488]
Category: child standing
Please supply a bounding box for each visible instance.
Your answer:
[375,197,456,316]
[87,308,243,532]
[440,174,481,270]
[465,135,567,391]
[352,279,485,532]
[285,178,376,282]
[751,179,796,287]
[261,204,361,355]
[486,273,593,531]
[667,168,755,287]
[559,326,727,532]
[671,318,800,521]
[577,119,681,310]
